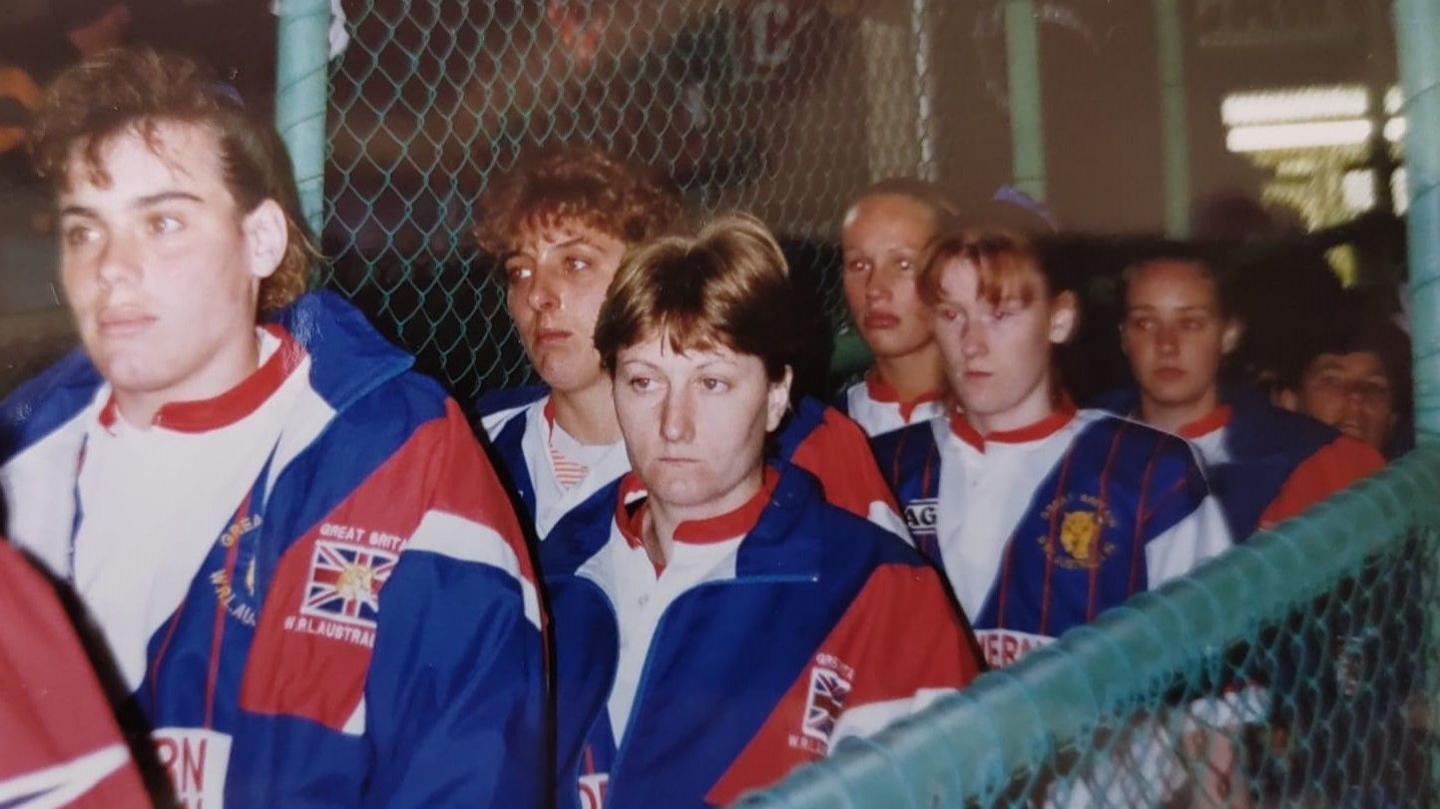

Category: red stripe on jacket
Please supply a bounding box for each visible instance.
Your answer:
[704,563,980,805]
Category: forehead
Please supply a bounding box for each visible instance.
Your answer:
[619,329,745,366]
[936,256,1044,304]
[62,120,227,202]
[1126,259,1218,307]
[842,194,937,240]
[512,217,625,255]
[1308,351,1388,378]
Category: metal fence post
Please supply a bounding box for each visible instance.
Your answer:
[274,0,330,237]
[1005,0,1045,201]
[1155,0,1190,238]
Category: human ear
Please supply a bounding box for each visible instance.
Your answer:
[1049,291,1079,344]
[1220,317,1243,355]
[765,366,794,432]
[243,199,288,281]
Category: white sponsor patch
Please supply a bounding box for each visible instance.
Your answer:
[976,629,1054,668]
[154,727,231,808]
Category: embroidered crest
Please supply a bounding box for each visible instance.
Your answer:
[1039,495,1117,569]
[801,666,852,746]
[300,540,398,629]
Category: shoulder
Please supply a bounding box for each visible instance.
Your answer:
[540,478,623,576]
[869,418,938,461]
[781,397,869,465]
[475,385,548,437]
[0,348,102,462]
[1221,384,1335,457]
[777,466,923,570]
[1072,410,1207,492]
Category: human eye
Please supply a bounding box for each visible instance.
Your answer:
[844,257,869,274]
[504,262,532,285]
[1126,315,1154,332]
[61,221,100,249]
[564,254,590,272]
[147,213,183,235]
[699,376,731,393]
[626,375,655,393]
[936,305,960,322]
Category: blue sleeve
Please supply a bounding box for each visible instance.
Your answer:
[362,554,547,808]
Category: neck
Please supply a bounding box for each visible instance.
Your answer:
[642,465,764,569]
[551,378,621,445]
[968,374,1059,436]
[113,329,261,428]
[872,345,945,402]
[1139,387,1220,434]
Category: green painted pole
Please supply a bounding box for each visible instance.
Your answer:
[1005,0,1046,201]
[1394,1,1440,793]
[274,0,330,237]
[1155,0,1190,238]
[1397,0,1440,446]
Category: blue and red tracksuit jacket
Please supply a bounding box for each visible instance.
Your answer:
[541,463,980,809]
[870,408,1230,668]
[1092,384,1384,541]
[0,292,546,807]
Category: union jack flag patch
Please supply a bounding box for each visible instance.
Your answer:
[801,665,852,745]
[300,540,398,629]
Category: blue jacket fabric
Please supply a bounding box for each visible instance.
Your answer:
[1091,384,1377,540]
[0,292,546,807]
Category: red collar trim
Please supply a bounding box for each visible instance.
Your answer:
[542,396,556,430]
[949,400,1078,451]
[1177,405,1232,440]
[118,324,304,433]
[864,370,943,422]
[614,467,779,548]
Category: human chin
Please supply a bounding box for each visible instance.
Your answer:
[535,347,602,392]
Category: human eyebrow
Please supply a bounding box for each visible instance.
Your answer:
[135,191,205,208]
[57,204,98,219]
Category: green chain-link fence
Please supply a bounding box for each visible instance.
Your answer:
[277,0,998,403]
[737,445,1440,808]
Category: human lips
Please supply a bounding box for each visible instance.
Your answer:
[1152,365,1186,382]
[97,307,157,337]
[533,327,571,346]
[863,311,900,330]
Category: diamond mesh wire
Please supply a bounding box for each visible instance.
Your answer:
[320,0,956,402]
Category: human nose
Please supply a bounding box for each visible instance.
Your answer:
[961,321,987,359]
[526,267,560,313]
[864,266,893,302]
[1154,322,1180,355]
[659,385,695,444]
[94,230,141,289]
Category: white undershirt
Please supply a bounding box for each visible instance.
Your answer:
[73,330,308,690]
[580,519,742,742]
